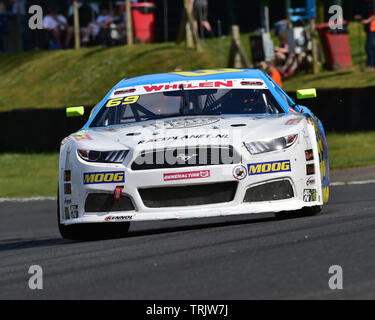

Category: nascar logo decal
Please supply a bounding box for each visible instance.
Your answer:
[248,160,291,176]
[83,171,125,185]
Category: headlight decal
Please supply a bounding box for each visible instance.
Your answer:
[77,150,129,163]
[244,134,298,155]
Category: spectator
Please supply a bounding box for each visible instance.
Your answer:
[274,32,289,67]
[43,8,74,49]
[82,5,112,46]
[189,0,213,38]
[268,61,283,88]
[0,1,6,13]
[274,32,298,77]
[0,1,7,52]
[99,6,126,46]
[257,61,283,88]
[355,0,375,72]
[11,0,25,15]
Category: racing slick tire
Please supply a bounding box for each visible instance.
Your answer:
[57,190,130,240]
[274,206,322,220]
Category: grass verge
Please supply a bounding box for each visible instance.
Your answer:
[1,132,375,198]
[0,153,59,198]
[0,23,372,111]
[326,132,375,170]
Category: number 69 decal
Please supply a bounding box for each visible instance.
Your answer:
[106,96,139,108]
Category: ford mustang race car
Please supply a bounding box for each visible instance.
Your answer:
[58,68,329,239]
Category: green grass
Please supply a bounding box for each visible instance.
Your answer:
[0,43,220,111]
[0,22,373,112]
[1,132,375,198]
[326,132,375,170]
[0,153,59,198]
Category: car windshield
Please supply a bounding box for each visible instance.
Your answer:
[89,88,284,127]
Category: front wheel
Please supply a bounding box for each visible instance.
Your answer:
[57,189,130,240]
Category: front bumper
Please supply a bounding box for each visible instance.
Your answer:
[60,140,324,225]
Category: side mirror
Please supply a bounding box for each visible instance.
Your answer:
[296,88,317,100]
[66,106,85,118]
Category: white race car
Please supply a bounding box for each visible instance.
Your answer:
[58,69,330,239]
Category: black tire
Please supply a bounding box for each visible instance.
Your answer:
[57,188,130,240]
[275,206,322,220]
[301,205,323,216]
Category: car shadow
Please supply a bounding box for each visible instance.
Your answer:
[126,215,275,239]
[0,237,73,252]
[0,214,276,250]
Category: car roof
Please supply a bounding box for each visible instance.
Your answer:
[113,68,266,89]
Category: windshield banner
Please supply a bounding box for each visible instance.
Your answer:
[110,79,268,99]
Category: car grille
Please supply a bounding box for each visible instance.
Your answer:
[243,180,294,203]
[139,182,238,208]
[131,146,241,170]
[85,193,135,212]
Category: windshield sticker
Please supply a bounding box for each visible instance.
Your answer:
[144,81,233,93]
[106,96,139,108]
[110,79,268,99]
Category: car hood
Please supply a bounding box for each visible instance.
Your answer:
[70,114,306,151]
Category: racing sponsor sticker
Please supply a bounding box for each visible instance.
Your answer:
[233,165,247,180]
[105,215,133,222]
[306,177,316,186]
[105,95,139,107]
[141,117,221,129]
[305,149,314,161]
[162,117,220,129]
[163,170,210,181]
[306,163,315,175]
[303,189,317,202]
[248,160,291,176]
[111,78,268,98]
[137,133,229,144]
[64,207,70,220]
[83,171,125,185]
[70,205,79,218]
[284,119,302,126]
[72,134,92,141]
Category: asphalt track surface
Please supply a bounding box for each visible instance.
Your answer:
[0,184,375,300]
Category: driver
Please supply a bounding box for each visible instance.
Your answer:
[228,90,266,114]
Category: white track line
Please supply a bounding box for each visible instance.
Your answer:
[331,180,375,186]
[0,197,56,203]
